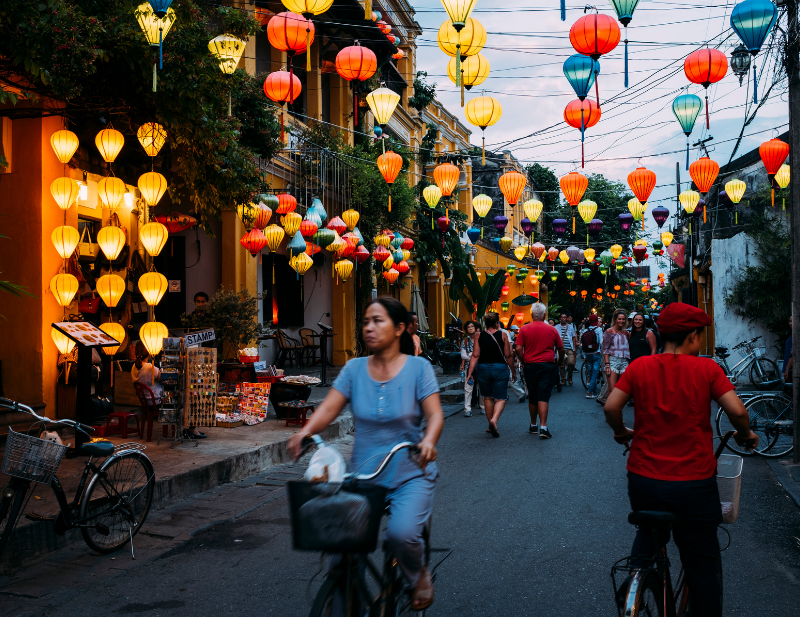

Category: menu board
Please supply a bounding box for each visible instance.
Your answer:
[52,322,120,347]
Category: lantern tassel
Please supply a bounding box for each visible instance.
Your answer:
[388,193,391,212]
[159,28,163,70]
[461,77,464,107]
[153,61,157,93]
[595,71,600,108]
[228,90,232,117]
[561,0,566,21]
[365,0,371,19]
[455,47,461,88]
[280,108,285,142]
[753,63,758,104]
[482,135,486,166]
[306,29,311,72]
[686,138,690,171]
[624,30,629,88]
[580,107,585,169]
[573,215,576,235]
[705,93,709,129]
[771,186,775,208]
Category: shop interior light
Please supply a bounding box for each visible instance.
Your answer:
[124,192,134,208]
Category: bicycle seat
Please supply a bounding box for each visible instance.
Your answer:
[715,346,728,354]
[628,511,679,526]
[79,440,115,457]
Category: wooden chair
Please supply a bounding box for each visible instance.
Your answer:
[133,382,159,442]
[275,330,304,368]
[298,328,321,365]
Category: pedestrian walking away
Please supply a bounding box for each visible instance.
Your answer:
[288,297,444,611]
[581,314,603,398]
[466,312,517,438]
[460,320,484,417]
[602,309,631,396]
[502,323,526,403]
[557,313,578,386]
[603,302,759,617]
[514,302,564,439]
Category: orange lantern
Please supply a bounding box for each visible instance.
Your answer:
[548,247,559,261]
[305,241,322,256]
[240,228,268,257]
[684,48,727,129]
[688,157,719,222]
[627,166,656,203]
[276,193,297,214]
[560,171,589,233]
[759,138,789,207]
[498,170,526,205]
[383,267,399,285]
[299,219,318,237]
[564,98,601,168]
[263,69,302,141]
[433,162,460,197]
[581,290,588,299]
[396,260,410,275]
[267,11,313,59]
[569,290,577,297]
[335,43,377,116]
[569,13,620,106]
[377,150,403,211]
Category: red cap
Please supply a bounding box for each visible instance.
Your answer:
[656,302,711,334]
[589,314,599,324]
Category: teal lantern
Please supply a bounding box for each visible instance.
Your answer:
[352,227,365,247]
[536,270,545,281]
[600,250,614,268]
[307,198,327,225]
[519,267,529,276]
[288,230,306,257]
[581,267,591,279]
[515,273,525,283]
[609,0,642,87]
[506,264,516,275]
[672,94,703,170]
[730,0,777,104]
[391,232,404,249]
[565,269,575,281]
[393,249,404,263]
[549,271,559,282]
[563,54,599,100]
[652,240,663,252]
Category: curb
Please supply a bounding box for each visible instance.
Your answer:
[765,459,800,509]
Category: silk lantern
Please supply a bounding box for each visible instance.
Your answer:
[609,0,642,86]
[240,228,268,257]
[563,54,599,100]
[264,225,285,251]
[95,128,124,163]
[498,236,512,253]
[50,273,78,307]
[267,11,314,71]
[99,322,125,358]
[135,2,176,92]
[140,221,169,257]
[584,247,596,262]
[689,157,719,221]
[139,271,168,306]
[336,43,377,115]
[300,218,319,238]
[50,130,79,164]
[366,87,401,126]
[652,206,670,228]
[263,69,302,141]
[377,150,403,211]
[51,328,76,355]
[560,171,589,233]
[499,170,526,206]
[97,177,126,212]
[569,13,620,106]
[730,0,777,104]
[137,122,167,157]
[138,171,168,207]
[434,162,460,197]
[472,193,492,237]
[277,193,297,215]
[672,93,703,170]
[52,226,80,259]
[618,212,634,232]
[464,96,502,165]
[281,212,302,237]
[290,252,314,276]
[684,48,727,128]
[341,208,360,231]
[661,231,674,247]
[679,190,700,214]
[627,167,656,205]
[564,98,601,168]
[51,177,80,210]
[628,198,647,221]
[759,138,789,207]
[96,274,125,308]
[97,226,126,261]
[208,34,247,115]
[383,267,399,285]
[775,165,790,210]
[447,54,490,100]
[437,17,485,100]
[140,321,169,356]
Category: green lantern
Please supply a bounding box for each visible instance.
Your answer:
[581,267,591,279]
[600,250,614,268]
[506,264,516,275]
[519,267,529,276]
[515,273,525,283]
[652,240,663,252]
[536,270,545,281]
[565,269,575,281]
[501,301,510,312]
[549,271,559,282]
[616,263,625,271]
[599,265,609,276]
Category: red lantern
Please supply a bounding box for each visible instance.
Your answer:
[392,49,405,60]
[547,247,559,261]
[570,13,620,106]
[684,48,727,128]
[276,193,297,214]
[305,241,322,256]
[336,43,377,117]
[267,12,313,58]
[627,166,656,203]
[499,170,526,205]
[396,260,410,275]
[689,157,719,222]
[240,228,268,257]
[327,216,347,236]
[377,150,403,211]
[515,312,524,323]
[383,267,399,285]
[401,237,414,251]
[530,242,545,260]
[156,212,197,234]
[386,34,396,44]
[501,285,510,296]
[377,20,391,34]
[342,232,359,251]
[580,290,588,298]
[632,246,647,263]
[354,245,370,264]
[759,138,790,207]
[263,69,302,141]
[437,215,450,234]
[373,245,390,262]
[299,219,318,237]
[433,162,460,197]
[564,99,601,168]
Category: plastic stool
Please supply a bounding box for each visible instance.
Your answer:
[285,403,313,428]
[105,411,141,439]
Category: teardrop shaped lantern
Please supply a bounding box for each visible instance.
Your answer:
[672,93,703,170]
[290,252,314,276]
[434,162,460,197]
[137,122,167,157]
[628,198,647,222]
[50,130,79,164]
[618,212,634,232]
[383,267,399,285]
[730,0,777,104]
[588,219,603,241]
[300,218,319,238]
[264,225,286,252]
[472,193,492,218]
[50,273,79,307]
[689,157,719,221]
[51,177,80,210]
[577,200,597,223]
[523,199,543,223]
[95,127,125,163]
[139,271,168,306]
[651,206,670,228]
[499,170,526,205]
[365,87,401,126]
[99,322,125,356]
[240,228,268,257]
[96,274,126,308]
[498,236,512,253]
[684,48,728,129]
[335,259,354,282]
[281,212,303,237]
[679,190,700,214]
[277,193,297,215]
[377,150,403,211]
[569,13,620,106]
[140,321,169,356]
[288,230,307,258]
[138,171,168,207]
[52,328,76,355]
[464,96,502,165]
[52,226,80,259]
[97,177,127,212]
[584,247,596,262]
[661,231,674,247]
[139,221,169,257]
[424,185,443,209]
[560,171,589,234]
[563,54,599,100]
[627,167,656,204]
[759,138,789,207]
[252,203,273,230]
[564,99,601,168]
[97,226,127,261]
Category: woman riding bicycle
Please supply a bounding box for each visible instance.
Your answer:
[288,297,444,611]
[603,302,758,617]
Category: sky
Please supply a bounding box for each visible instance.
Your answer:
[408,0,789,272]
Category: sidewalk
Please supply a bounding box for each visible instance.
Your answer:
[766,458,800,509]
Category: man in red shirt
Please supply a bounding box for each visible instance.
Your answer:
[604,302,758,617]
[514,302,564,439]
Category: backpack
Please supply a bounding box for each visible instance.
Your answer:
[581,327,600,353]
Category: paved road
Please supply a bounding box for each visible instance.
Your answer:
[3,384,800,616]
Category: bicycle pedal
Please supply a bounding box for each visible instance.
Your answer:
[25,512,55,522]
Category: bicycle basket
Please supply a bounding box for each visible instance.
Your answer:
[717,454,743,524]
[2,428,68,484]
[287,481,387,553]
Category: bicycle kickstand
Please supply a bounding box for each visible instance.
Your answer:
[129,526,136,560]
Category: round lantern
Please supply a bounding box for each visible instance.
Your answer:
[684,48,728,128]
[570,13,620,105]
[498,236,512,253]
[530,243,545,260]
[240,228,268,257]
[336,44,377,117]
[324,216,346,237]
[373,245,391,263]
[140,321,169,356]
[437,17,485,58]
[52,328,76,355]
[264,225,285,251]
[281,0,335,15]
[383,267,399,285]
[138,171,168,207]
[464,95,502,164]
[661,231,674,247]
[553,218,569,238]
[252,203,272,230]
[547,246,559,262]
[281,212,302,237]
[775,165,790,209]
[366,87,401,126]
[50,130,79,164]
[564,99,601,167]
[137,122,167,157]
[267,12,313,58]
[263,69,302,103]
[140,221,168,257]
[679,190,700,214]
[52,226,80,259]
[725,179,746,204]
[97,177,127,212]
[396,260,410,275]
[300,218,319,238]
[434,162,460,197]
[627,166,656,204]
[277,193,297,215]
[588,219,603,240]
[290,252,314,276]
[97,226,126,261]
[95,127,124,163]
[447,54,490,93]
[341,208,360,231]
[689,157,719,222]
[577,200,597,224]
[139,271,168,306]
[628,198,647,221]
[560,171,588,206]
[523,199,543,223]
[472,193,492,220]
[632,245,647,263]
[50,273,79,307]
[99,322,125,356]
[377,150,403,211]
[514,246,528,261]
[759,138,789,207]
[96,274,125,308]
[51,177,80,210]
[498,170,526,205]
[493,215,509,234]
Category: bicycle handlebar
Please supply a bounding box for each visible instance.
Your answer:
[300,435,420,482]
[0,397,94,437]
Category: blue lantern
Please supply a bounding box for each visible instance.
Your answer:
[731,0,777,104]
[672,94,703,170]
[374,125,383,138]
[563,55,599,101]
[609,0,641,87]
[467,227,481,244]
[149,0,174,18]
[307,198,327,225]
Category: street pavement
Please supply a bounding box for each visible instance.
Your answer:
[2,382,800,616]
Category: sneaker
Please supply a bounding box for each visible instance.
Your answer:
[529,423,539,434]
[586,393,594,399]
[539,428,552,439]
[479,409,485,415]
[464,410,472,417]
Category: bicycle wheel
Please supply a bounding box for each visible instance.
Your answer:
[79,450,154,553]
[750,357,781,390]
[0,482,28,558]
[746,394,794,458]
[580,360,589,390]
[631,572,666,617]
[715,407,757,457]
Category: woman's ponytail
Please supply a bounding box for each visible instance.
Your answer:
[399,330,415,356]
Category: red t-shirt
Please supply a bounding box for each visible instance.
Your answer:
[515,321,564,364]
[615,354,735,481]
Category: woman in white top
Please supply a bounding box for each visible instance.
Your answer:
[459,321,484,416]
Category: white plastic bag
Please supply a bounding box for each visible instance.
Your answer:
[304,446,346,484]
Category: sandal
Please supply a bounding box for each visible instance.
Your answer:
[411,568,434,610]
[489,422,500,438]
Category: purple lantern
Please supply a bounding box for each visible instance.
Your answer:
[493,215,509,233]
[577,249,585,264]
[719,190,733,212]
[587,218,603,238]
[618,212,634,232]
[651,206,670,228]
[553,218,568,237]
[693,199,705,220]
[566,245,581,262]
[520,217,534,237]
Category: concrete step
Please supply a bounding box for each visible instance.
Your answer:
[440,389,465,404]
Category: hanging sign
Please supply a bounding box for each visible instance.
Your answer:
[185,329,216,347]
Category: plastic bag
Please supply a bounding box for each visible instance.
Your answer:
[304,446,346,483]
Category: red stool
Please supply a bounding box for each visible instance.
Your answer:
[105,411,141,439]
[285,403,313,427]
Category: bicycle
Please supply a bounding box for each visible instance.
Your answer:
[713,335,781,391]
[716,391,794,458]
[0,398,155,560]
[288,436,451,617]
[611,431,744,617]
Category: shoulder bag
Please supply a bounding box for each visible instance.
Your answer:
[78,226,99,262]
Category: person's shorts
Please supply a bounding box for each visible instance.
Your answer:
[523,362,559,404]
[475,363,509,401]
[609,356,630,375]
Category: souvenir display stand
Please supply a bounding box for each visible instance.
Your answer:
[158,337,187,447]
[185,347,218,428]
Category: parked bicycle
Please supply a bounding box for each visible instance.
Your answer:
[716,391,794,458]
[289,436,451,617]
[713,336,781,390]
[0,398,155,560]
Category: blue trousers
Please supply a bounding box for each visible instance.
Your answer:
[584,352,602,395]
[384,474,436,587]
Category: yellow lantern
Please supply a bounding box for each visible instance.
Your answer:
[577,200,597,223]
[97,177,127,212]
[139,221,169,257]
[140,321,169,356]
[95,128,124,163]
[334,259,354,282]
[138,271,168,306]
[423,185,443,210]
[50,130,79,164]
[559,250,569,265]
[472,194,492,218]
[465,96,502,165]
[281,212,302,237]
[366,87,401,126]
[584,247,596,262]
[374,232,391,248]
[341,208,360,231]
[382,254,395,270]
[538,251,547,262]
[635,239,647,247]
[514,246,528,261]
[775,165,790,190]
[281,0,335,15]
[402,249,411,262]
[660,231,674,247]
[50,177,80,210]
[99,322,126,356]
[264,224,285,252]
[51,327,76,355]
[238,202,257,231]
[628,198,647,221]
[499,236,512,253]
[138,171,168,207]
[97,226,127,261]
[96,274,125,308]
[289,252,314,276]
[327,232,344,255]
[437,17,485,57]
[51,226,80,259]
[135,3,176,46]
[208,34,246,74]
[137,122,167,157]
[50,273,79,307]
[679,190,699,214]
[609,244,623,259]
[447,54,490,91]
[523,199,543,222]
